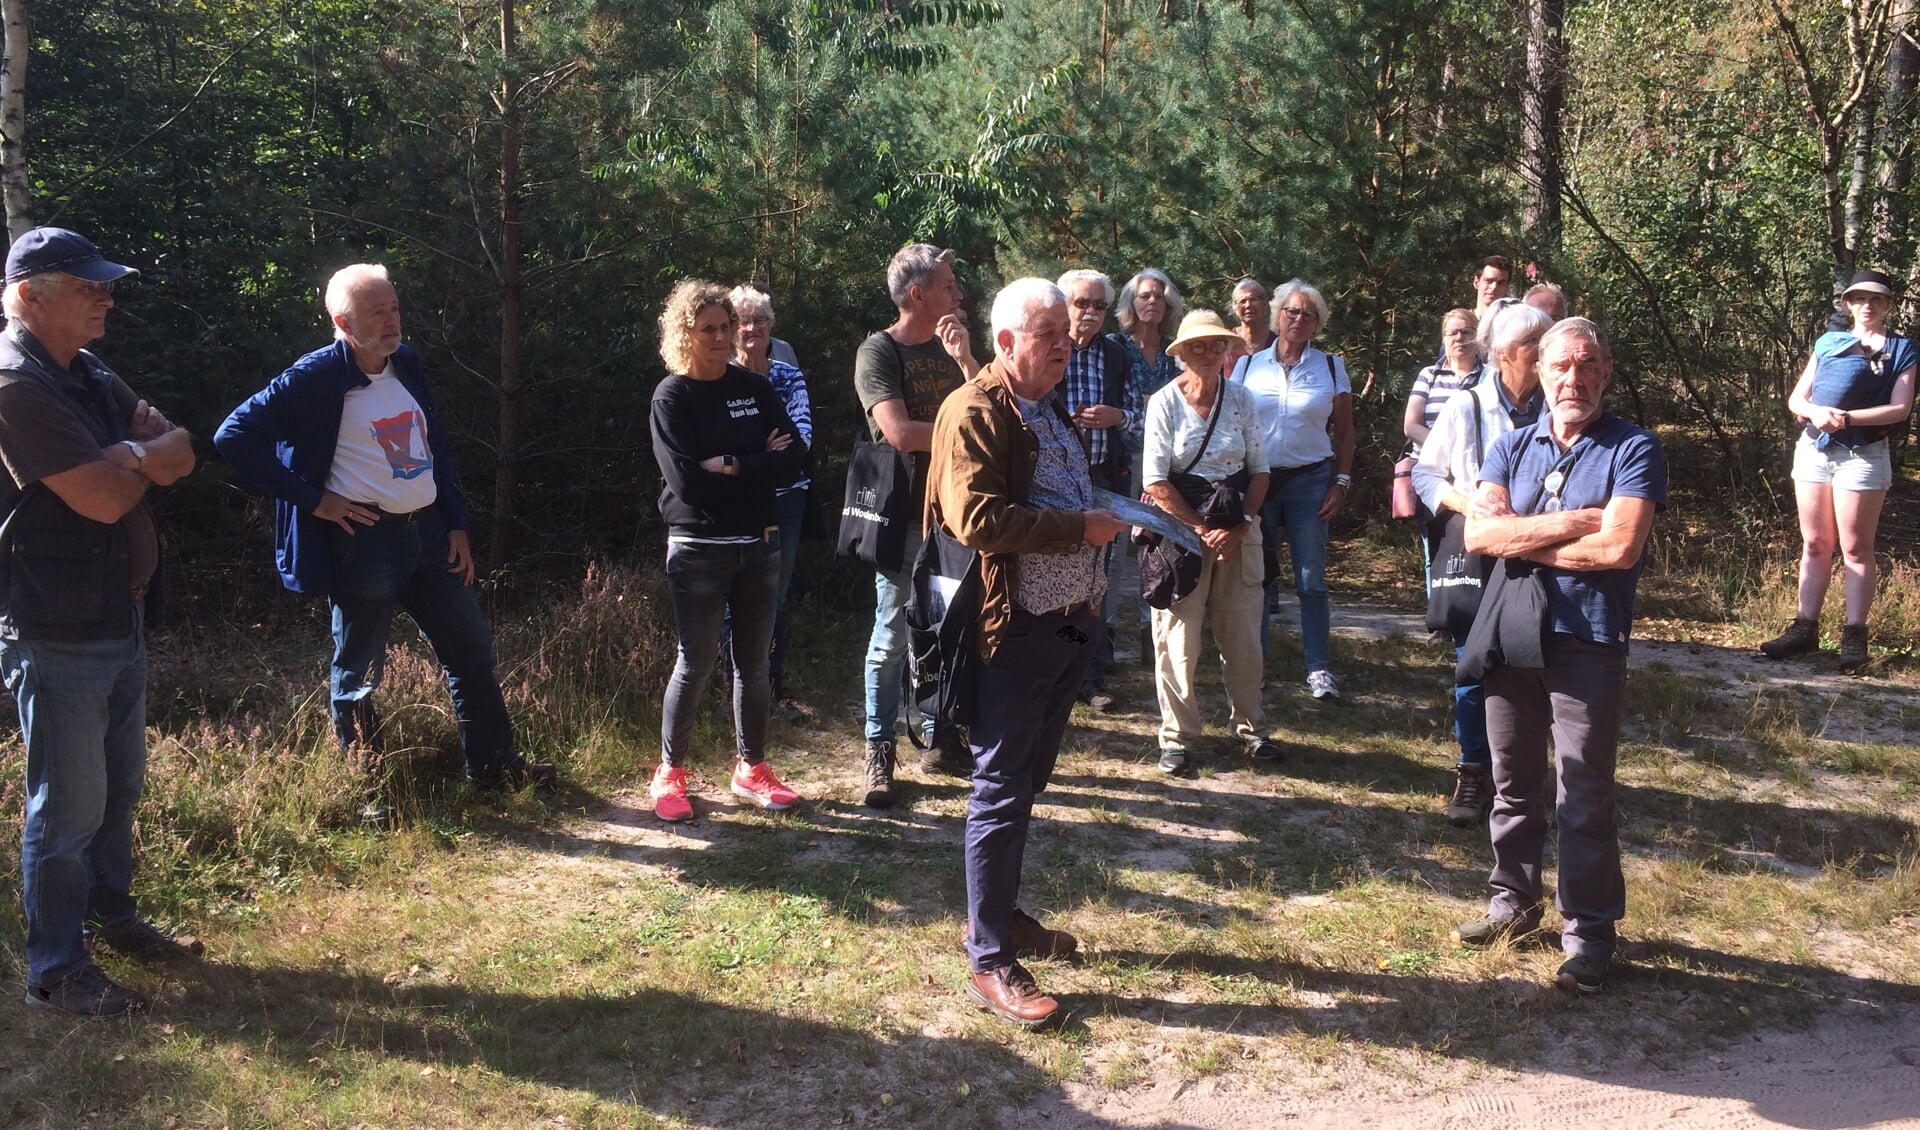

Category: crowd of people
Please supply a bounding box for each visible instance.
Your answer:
[2,226,1906,1026]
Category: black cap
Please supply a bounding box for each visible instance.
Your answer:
[1842,269,1895,299]
[4,227,139,286]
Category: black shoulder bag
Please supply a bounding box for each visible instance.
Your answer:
[1455,437,1586,684]
[1137,382,1225,610]
[835,337,920,572]
[1425,387,1493,634]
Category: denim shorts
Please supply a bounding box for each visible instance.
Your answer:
[1792,433,1892,491]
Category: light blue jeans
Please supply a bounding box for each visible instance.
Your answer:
[1261,460,1334,673]
[5,619,149,987]
[864,527,930,744]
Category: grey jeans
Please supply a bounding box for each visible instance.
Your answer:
[661,538,780,768]
[1483,633,1627,960]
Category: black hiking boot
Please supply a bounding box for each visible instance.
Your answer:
[1445,765,1493,828]
[1838,623,1871,672]
[1759,616,1819,659]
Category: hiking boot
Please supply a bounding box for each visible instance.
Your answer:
[1248,737,1284,763]
[1445,765,1493,828]
[471,757,559,792]
[863,738,898,808]
[86,917,204,962]
[1555,952,1609,994]
[731,760,800,810]
[1452,906,1544,948]
[919,729,972,778]
[965,962,1059,1028]
[24,963,147,1018]
[650,763,694,823]
[1158,745,1189,775]
[1838,623,1870,673]
[1759,616,1819,659]
[1307,669,1342,700]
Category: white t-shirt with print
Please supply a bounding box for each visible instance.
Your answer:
[324,364,440,514]
[1232,344,1350,470]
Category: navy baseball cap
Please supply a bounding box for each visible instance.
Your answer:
[4,227,139,285]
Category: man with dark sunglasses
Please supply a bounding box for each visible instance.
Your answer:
[1451,317,1666,995]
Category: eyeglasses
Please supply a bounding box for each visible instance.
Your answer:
[1280,307,1319,321]
[61,277,116,300]
[1072,299,1110,312]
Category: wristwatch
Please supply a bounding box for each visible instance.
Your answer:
[120,439,148,475]
[1242,513,1257,526]
[721,454,738,471]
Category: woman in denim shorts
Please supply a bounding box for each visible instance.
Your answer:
[1762,269,1918,671]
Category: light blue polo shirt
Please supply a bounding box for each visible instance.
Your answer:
[1478,412,1667,650]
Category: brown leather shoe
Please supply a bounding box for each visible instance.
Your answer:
[958,909,1080,959]
[965,962,1059,1028]
[1009,909,1079,958]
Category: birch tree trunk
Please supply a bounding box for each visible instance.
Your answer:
[1,0,32,238]
[490,0,524,572]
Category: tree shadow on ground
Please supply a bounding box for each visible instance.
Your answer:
[11,961,1198,1130]
[1084,941,1920,1130]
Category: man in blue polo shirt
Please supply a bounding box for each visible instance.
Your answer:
[1451,317,1666,994]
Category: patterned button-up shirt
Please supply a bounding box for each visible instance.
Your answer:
[1013,393,1104,615]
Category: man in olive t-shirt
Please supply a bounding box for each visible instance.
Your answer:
[854,244,977,807]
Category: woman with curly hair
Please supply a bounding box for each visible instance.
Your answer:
[648,279,810,822]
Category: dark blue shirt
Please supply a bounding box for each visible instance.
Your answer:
[214,339,468,595]
[1479,411,1666,650]
[1809,331,1918,448]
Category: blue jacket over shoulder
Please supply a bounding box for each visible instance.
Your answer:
[214,338,468,595]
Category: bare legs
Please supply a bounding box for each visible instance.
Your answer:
[1792,480,1885,625]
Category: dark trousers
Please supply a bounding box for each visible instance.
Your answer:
[327,511,514,777]
[964,608,1099,971]
[661,538,780,767]
[1484,633,1627,960]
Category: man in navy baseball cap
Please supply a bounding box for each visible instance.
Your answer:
[4,226,140,286]
[0,226,200,1017]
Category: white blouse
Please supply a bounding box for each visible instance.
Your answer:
[1231,344,1350,470]
[1142,376,1269,485]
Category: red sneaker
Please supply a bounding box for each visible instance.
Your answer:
[650,764,693,823]
[730,760,799,810]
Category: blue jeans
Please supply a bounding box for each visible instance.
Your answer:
[327,512,515,777]
[863,527,930,744]
[1452,630,1491,771]
[724,488,807,698]
[4,620,148,987]
[964,608,1098,971]
[1261,460,1334,673]
[662,538,780,767]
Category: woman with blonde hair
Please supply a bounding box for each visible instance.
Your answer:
[648,279,810,822]
[1762,269,1918,670]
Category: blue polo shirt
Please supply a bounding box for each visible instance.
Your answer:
[1478,411,1666,650]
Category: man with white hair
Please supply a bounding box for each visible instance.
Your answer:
[928,278,1127,1027]
[216,264,555,817]
[0,227,200,1016]
[1452,317,1665,994]
[1055,268,1141,710]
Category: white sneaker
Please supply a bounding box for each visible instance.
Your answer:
[1307,669,1341,700]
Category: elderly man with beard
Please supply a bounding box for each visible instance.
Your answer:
[1451,317,1665,994]
[928,278,1127,1027]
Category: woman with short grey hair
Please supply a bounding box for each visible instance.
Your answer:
[1231,278,1353,700]
[1227,277,1274,367]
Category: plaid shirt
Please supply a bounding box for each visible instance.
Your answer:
[1060,338,1143,466]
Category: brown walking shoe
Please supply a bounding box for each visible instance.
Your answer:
[1759,616,1819,659]
[959,908,1079,959]
[965,962,1059,1028]
[1838,623,1870,672]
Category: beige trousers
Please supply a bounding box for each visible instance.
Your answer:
[1151,528,1265,749]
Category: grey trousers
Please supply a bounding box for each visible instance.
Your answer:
[1483,633,1627,960]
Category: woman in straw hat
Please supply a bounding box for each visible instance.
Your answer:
[1141,310,1278,774]
[1762,269,1918,671]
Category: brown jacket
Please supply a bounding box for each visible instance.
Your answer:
[925,360,1090,663]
